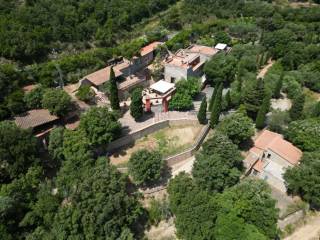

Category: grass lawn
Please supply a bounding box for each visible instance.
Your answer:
[109,124,203,166]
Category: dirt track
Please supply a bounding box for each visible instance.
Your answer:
[284,213,320,240]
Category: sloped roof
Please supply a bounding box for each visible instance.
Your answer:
[254,130,302,165]
[82,59,131,86]
[14,109,59,129]
[141,42,163,56]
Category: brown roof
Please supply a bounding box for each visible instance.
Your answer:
[141,42,163,56]
[14,109,59,129]
[82,59,130,86]
[254,130,302,165]
[23,84,38,93]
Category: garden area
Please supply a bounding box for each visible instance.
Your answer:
[109,123,203,167]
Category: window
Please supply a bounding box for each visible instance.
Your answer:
[170,77,175,83]
[267,153,271,158]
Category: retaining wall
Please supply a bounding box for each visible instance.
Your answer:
[106,119,199,153]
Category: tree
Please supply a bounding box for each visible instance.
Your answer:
[24,86,44,109]
[197,96,207,124]
[269,110,290,134]
[48,127,65,168]
[224,90,232,110]
[255,95,270,129]
[0,121,38,183]
[175,77,200,98]
[289,93,305,121]
[243,78,265,119]
[130,88,143,120]
[284,151,320,208]
[209,84,218,111]
[167,173,216,240]
[128,149,164,186]
[193,153,241,193]
[204,53,237,86]
[79,107,121,146]
[5,90,26,115]
[286,118,320,152]
[76,85,95,103]
[273,73,283,98]
[217,111,255,145]
[311,101,320,117]
[214,31,232,45]
[215,179,278,239]
[210,83,223,128]
[51,159,143,239]
[169,93,193,111]
[214,212,268,240]
[109,67,120,110]
[193,132,243,193]
[42,88,71,116]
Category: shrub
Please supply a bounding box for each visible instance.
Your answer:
[76,85,95,103]
[42,88,72,116]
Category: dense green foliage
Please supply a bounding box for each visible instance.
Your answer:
[289,93,305,121]
[286,118,320,152]
[48,127,65,168]
[42,88,72,116]
[256,95,271,129]
[217,111,255,145]
[243,79,266,119]
[168,173,217,240]
[76,85,95,103]
[130,88,143,120]
[197,96,207,124]
[204,53,237,86]
[0,121,38,183]
[128,150,164,186]
[79,107,121,147]
[24,86,45,109]
[0,0,177,63]
[169,77,200,111]
[285,151,320,208]
[193,132,243,193]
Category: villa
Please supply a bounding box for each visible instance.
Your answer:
[244,130,302,192]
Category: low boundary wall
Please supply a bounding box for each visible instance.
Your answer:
[106,119,199,153]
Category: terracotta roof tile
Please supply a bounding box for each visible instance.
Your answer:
[14,109,59,129]
[141,42,163,56]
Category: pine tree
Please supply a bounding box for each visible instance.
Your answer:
[109,67,120,110]
[130,88,143,120]
[290,94,305,121]
[256,96,270,129]
[209,84,218,111]
[273,73,283,99]
[197,96,207,125]
[210,83,223,129]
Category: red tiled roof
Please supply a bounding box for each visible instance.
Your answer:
[141,42,163,56]
[254,130,302,165]
[14,109,59,129]
[82,66,124,86]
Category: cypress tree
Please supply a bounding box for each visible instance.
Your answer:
[109,67,120,110]
[256,95,270,129]
[197,96,207,125]
[273,73,283,99]
[312,101,320,117]
[243,78,265,119]
[290,93,305,121]
[225,90,232,110]
[209,84,218,111]
[210,83,223,129]
[130,88,143,120]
